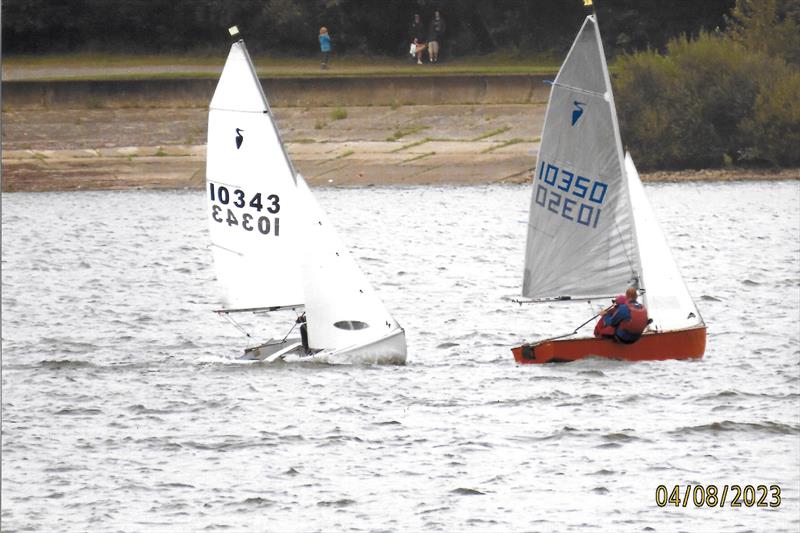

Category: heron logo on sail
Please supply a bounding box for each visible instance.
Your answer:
[571,101,586,126]
[235,128,244,149]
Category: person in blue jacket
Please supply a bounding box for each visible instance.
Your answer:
[594,287,649,343]
[319,27,331,70]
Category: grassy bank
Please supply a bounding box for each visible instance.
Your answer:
[2,53,561,81]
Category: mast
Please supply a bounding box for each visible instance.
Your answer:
[591,9,642,290]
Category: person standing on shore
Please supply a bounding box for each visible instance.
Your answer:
[319,27,331,70]
[409,14,427,65]
[427,10,446,63]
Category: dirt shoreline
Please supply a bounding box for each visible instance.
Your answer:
[2,105,797,192]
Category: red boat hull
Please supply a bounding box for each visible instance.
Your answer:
[512,326,706,364]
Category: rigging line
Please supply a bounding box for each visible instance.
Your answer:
[281,320,299,342]
[210,243,244,256]
[534,310,604,344]
[220,312,252,338]
[534,299,618,343]
[610,201,638,284]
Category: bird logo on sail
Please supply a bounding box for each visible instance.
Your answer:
[571,101,586,126]
[235,128,244,149]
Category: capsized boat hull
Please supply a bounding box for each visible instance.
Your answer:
[512,325,706,364]
[243,327,407,364]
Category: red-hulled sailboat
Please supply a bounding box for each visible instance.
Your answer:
[511,13,706,364]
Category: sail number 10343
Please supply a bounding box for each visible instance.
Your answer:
[208,182,280,236]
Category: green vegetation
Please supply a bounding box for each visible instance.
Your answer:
[3,53,561,81]
[386,125,428,142]
[391,138,432,153]
[1,1,733,59]
[333,150,354,160]
[330,107,348,120]
[481,138,527,154]
[402,152,436,164]
[471,126,511,141]
[615,0,800,168]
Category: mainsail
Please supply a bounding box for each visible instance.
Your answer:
[296,175,400,350]
[522,15,639,300]
[206,40,303,309]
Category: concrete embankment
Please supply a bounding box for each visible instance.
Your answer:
[3,75,797,192]
[2,74,557,191]
[2,74,551,109]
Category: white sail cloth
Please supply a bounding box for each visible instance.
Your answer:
[296,175,400,350]
[625,154,703,332]
[207,37,405,356]
[206,40,303,309]
[522,16,639,300]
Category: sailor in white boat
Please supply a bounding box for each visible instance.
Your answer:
[593,287,650,344]
[296,313,310,354]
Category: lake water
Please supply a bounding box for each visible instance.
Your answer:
[2,182,799,532]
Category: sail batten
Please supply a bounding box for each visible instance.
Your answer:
[548,82,606,98]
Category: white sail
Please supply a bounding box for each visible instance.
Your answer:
[625,154,704,331]
[206,40,303,309]
[522,15,639,300]
[296,175,401,351]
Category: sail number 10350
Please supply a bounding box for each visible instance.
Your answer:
[208,182,280,236]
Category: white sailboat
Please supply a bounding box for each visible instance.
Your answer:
[206,28,406,364]
[512,14,706,363]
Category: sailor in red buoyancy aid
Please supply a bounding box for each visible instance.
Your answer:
[593,287,649,343]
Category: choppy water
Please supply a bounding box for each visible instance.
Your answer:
[2,182,799,532]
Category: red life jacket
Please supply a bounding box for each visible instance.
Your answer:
[619,302,649,338]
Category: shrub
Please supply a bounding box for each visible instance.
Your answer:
[614,12,799,169]
[741,68,800,165]
[330,107,348,120]
[726,0,800,66]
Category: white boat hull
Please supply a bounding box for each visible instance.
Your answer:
[242,327,407,364]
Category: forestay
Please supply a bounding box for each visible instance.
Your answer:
[625,154,703,332]
[522,15,639,300]
[296,175,399,350]
[206,40,303,309]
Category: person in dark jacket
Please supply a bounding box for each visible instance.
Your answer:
[409,14,427,65]
[594,295,627,339]
[427,10,446,63]
[593,287,649,343]
[615,287,649,343]
[296,313,310,353]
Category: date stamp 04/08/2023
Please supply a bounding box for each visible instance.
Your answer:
[655,484,782,508]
